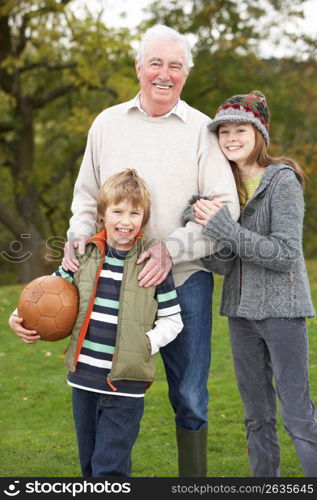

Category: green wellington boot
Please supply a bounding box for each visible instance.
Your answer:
[176,425,208,477]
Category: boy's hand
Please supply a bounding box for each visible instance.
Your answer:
[8,314,40,344]
[62,236,88,272]
[137,242,172,288]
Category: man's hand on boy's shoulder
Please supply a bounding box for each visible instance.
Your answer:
[62,236,88,272]
[137,241,172,288]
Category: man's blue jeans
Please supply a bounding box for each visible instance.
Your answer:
[72,388,144,477]
[160,271,213,430]
[229,317,317,477]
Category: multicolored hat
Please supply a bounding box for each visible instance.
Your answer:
[208,90,270,147]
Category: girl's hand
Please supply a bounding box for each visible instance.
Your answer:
[8,314,40,344]
[193,199,223,226]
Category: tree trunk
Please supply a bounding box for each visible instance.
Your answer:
[16,222,52,283]
[11,98,50,282]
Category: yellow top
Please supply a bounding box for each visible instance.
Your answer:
[241,175,262,208]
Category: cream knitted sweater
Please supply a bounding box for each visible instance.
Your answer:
[68,98,240,286]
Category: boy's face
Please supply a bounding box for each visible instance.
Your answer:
[103,200,144,250]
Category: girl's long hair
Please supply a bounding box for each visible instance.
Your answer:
[222,126,307,206]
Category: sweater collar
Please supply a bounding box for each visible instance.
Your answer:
[252,163,299,199]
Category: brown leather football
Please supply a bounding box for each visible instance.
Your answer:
[18,275,79,341]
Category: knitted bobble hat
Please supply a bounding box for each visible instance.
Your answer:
[208,90,270,147]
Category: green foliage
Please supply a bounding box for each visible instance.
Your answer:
[1,263,317,477]
[0,0,138,282]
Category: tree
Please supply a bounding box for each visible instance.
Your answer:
[2,0,316,286]
[0,0,138,282]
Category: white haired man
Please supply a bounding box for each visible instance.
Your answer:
[62,24,240,477]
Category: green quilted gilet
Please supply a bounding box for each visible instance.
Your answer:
[64,234,158,382]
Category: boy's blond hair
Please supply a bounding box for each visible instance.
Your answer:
[97,169,151,232]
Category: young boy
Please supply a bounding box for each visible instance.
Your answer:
[9,169,183,477]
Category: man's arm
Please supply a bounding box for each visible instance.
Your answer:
[68,124,101,240]
[165,131,240,264]
[138,130,240,285]
[63,122,101,271]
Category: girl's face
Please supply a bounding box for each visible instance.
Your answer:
[218,122,256,168]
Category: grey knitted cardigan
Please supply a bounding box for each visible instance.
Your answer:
[183,164,315,319]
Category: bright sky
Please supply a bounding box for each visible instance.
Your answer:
[70,0,317,57]
[70,0,151,28]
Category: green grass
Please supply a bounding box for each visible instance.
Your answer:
[1,262,317,477]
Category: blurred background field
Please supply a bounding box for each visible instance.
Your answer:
[1,266,316,477]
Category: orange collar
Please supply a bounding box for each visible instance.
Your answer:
[87,229,143,257]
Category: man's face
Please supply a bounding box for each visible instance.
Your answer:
[135,38,189,116]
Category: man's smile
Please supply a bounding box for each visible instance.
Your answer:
[152,81,174,90]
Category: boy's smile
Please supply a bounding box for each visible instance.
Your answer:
[103,200,144,250]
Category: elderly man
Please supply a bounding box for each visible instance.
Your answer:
[63,24,240,477]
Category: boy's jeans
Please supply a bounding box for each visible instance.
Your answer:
[229,317,317,477]
[72,388,144,477]
[161,271,213,430]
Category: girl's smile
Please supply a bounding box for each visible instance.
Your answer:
[218,122,256,168]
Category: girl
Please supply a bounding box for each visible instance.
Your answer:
[184,90,317,476]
